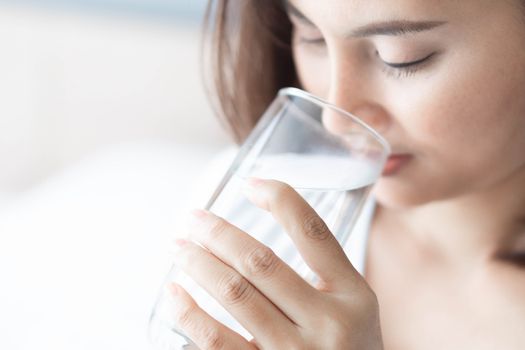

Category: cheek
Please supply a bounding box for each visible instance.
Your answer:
[395,6,525,177]
[399,74,489,156]
[390,48,525,191]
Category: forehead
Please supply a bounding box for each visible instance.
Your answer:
[287,0,480,29]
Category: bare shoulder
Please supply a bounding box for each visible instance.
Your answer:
[482,258,525,316]
[445,260,525,349]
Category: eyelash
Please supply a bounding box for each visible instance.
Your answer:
[297,36,435,79]
[380,52,436,78]
[298,37,326,45]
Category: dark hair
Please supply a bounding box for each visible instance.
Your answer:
[203,0,297,143]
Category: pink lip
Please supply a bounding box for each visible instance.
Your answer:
[382,154,412,176]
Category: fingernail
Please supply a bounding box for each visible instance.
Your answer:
[174,239,188,247]
[186,209,210,230]
[242,177,264,196]
[168,283,180,297]
[172,239,189,257]
[190,209,209,219]
[245,177,265,188]
[171,241,188,266]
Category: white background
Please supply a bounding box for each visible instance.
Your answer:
[0,3,234,349]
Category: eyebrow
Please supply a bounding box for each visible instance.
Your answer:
[285,1,447,37]
[350,20,447,37]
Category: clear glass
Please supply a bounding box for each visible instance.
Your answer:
[148,87,390,349]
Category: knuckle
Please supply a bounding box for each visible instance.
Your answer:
[217,273,252,305]
[175,303,197,331]
[244,246,279,277]
[207,217,229,240]
[302,213,331,241]
[175,304,225,350]
[268,181,293,208]
[347,284,380,317]
[198,326,225,350]
[315,307,350,336]
[361,287,380,312]
[271,181,294,202]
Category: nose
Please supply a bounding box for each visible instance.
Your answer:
[321,57,391,136]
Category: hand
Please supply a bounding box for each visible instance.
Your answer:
[170,178,383,350]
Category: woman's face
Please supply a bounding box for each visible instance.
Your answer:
[288,0,525,208]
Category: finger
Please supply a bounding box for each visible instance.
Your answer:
[174,240,298,347]
[168,283,256,350]
[242,178,360,288]
[188,209,320,323]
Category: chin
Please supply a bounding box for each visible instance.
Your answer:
[371,178,439,210]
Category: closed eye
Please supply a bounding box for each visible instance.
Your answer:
[382,52,436,68]
[298,37,325,45]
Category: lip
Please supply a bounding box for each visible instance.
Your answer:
[382,154,412,176]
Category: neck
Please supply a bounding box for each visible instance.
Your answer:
[380,167,525,265]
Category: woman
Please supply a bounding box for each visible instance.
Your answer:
[170,0,525,348]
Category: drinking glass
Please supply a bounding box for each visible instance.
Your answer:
[149,87,390,349]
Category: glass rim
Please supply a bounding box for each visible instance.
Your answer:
[278,87,391,154]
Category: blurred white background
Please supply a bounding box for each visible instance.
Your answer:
[0,0,230,197]
[0,1,235,349]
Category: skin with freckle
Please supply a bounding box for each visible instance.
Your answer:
[167,1,525,349]
[289,0,525,208]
